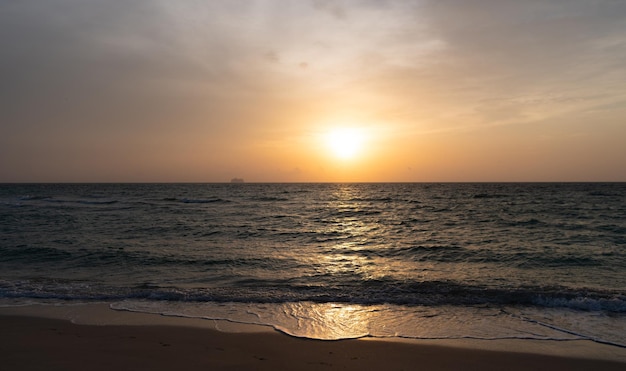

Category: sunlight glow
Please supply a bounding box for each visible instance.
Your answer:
[325,127,366,160]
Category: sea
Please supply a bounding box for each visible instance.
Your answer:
[1,183,624,347]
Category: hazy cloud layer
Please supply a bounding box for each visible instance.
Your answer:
[1,0,625,181]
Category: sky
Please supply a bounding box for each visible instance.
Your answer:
[1,0,625,182]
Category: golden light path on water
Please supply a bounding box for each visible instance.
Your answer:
[308,184,438,283]
[98,184,626,345]
[265,185,529,340]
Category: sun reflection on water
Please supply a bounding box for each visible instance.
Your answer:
[275,302,376,339]
[309,185,403,282]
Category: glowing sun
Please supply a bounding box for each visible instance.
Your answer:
[325,127,365,160]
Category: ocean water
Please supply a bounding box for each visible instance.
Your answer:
[1,183,624,346]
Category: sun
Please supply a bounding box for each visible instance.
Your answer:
[325,127,365,160]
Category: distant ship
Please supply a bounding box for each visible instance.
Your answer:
[230,178,244,183]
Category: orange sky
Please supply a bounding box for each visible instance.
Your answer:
[1,1,625,182]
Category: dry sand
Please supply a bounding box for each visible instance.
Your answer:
[1,310,625,371]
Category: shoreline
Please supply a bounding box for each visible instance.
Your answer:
[1,303,625,370]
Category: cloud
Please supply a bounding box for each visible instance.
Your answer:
[265,50,280,63]
[356,0,626,133]
[312,0,348,19]
[3,1,623,134]
[1,0,624,181]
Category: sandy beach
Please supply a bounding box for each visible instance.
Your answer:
[1,305,624,371]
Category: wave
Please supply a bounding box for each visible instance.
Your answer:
[472,193,508,199]
[179,197,230,204]
[1,278,623,313]
[106,301,625,346]
[16,196,119,206]
[318,244,610,268]
[251,196,290,202]
[345,197,395,203]
[0,245,299,271]
[76,200,118,205]
[2,242,614,273]
[18,195,52,201]
[0,245,73,262]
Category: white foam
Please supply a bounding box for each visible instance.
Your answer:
[109,300,626,347]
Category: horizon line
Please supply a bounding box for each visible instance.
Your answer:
[2,181,625,185]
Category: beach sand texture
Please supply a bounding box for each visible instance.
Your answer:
[2,314,625,371]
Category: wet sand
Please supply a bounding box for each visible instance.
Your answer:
[1,310,625,371]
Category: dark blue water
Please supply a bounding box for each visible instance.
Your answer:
[1,183,625,344]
